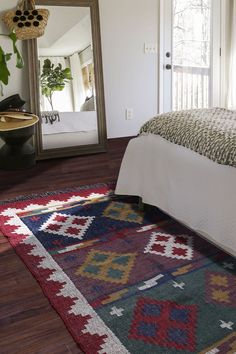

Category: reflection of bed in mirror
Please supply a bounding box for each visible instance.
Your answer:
[41,111,98,149]
[37,5,97,150]
[39,45,96,114]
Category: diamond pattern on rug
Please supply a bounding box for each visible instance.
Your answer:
[129,297,197,351]
[144,232,193,260]
[103,202,143,224]
[205,271,236,307]
[39,212,95,240]
[2,184,236,354]
[199,332,236,354]
[76,250,137,284]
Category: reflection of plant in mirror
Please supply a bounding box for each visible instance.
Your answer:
[40,59,73,111]
[0,31,24,96]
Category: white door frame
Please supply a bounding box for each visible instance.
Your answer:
[158,0,222,114]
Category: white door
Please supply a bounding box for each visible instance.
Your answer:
[159,0,221,113]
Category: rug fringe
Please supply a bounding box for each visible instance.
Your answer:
[0,182,116,206]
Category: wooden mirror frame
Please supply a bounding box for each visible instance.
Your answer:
[27,0,107,160]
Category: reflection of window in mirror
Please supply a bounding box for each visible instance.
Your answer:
[80,46,95,112]
[36,5,99,150]
[39,56,73,112]
[27,0,107,158]
[37,6,96,114]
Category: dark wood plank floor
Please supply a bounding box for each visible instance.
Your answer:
[0,137,131,354]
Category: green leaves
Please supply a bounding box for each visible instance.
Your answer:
[0,31,24,95]
[0,47,11,95]
[0,48,11,85]
[8,31,24,69]
[40,58,73,110]
[62,67,73,80]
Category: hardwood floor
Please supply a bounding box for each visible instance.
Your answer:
[0,137,131,354]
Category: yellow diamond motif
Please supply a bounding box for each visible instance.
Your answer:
[211,289,230,303]
[76,250,137,284]
[103,202,143,224]
[210,274,229,287]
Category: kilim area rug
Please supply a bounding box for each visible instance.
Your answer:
[0,183,236,354]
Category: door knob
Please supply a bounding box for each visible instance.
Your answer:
[165,64,172,70]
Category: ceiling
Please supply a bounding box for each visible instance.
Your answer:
[38,6,92,57]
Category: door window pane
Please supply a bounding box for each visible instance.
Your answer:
[172,0,212,110]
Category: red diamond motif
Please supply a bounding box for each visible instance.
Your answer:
[172,248,187,257]
[129,297,197,351]
[39,212,95,240]
[66,227,80,236]
[156,235,170,242]
[72,218,87,226]
[47,224,61,232]
[175,236,188,245]
[151,243,166,254]
[145,232,193,260]
[54,215,69,222]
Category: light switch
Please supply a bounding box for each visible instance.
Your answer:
[126,109,133,120]
[144,43,158,54]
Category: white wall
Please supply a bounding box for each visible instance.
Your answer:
[0,1,28,148]
[0,0,159,139]
[99,0,158,138]
[0,1,29,102]
[0,0,233,140]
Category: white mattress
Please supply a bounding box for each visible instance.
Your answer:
[42,111,98,135]
[42,130,98,149]
[115,134,236,257]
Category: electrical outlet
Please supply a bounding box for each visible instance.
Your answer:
[126,108,133,120]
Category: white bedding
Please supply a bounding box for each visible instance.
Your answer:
[115,134,236,257]
[42,130,98,149]
[42,111,98,135]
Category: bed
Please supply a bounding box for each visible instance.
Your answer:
[41,111,98,149]
[115,108,236,257]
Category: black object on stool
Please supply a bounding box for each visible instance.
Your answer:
[0,94,26,111]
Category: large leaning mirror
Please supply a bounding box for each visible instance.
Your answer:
[27,0,107,159]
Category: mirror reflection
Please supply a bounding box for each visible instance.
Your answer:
[37,6,98,150]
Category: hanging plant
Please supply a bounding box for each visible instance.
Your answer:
[0,31,24,96]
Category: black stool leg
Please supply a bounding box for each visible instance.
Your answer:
[0,126,36,170]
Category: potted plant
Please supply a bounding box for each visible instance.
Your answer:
[40,58,73,111]
[0,31,24,96]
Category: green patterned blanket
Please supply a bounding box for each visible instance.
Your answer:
[140,108,236,167]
